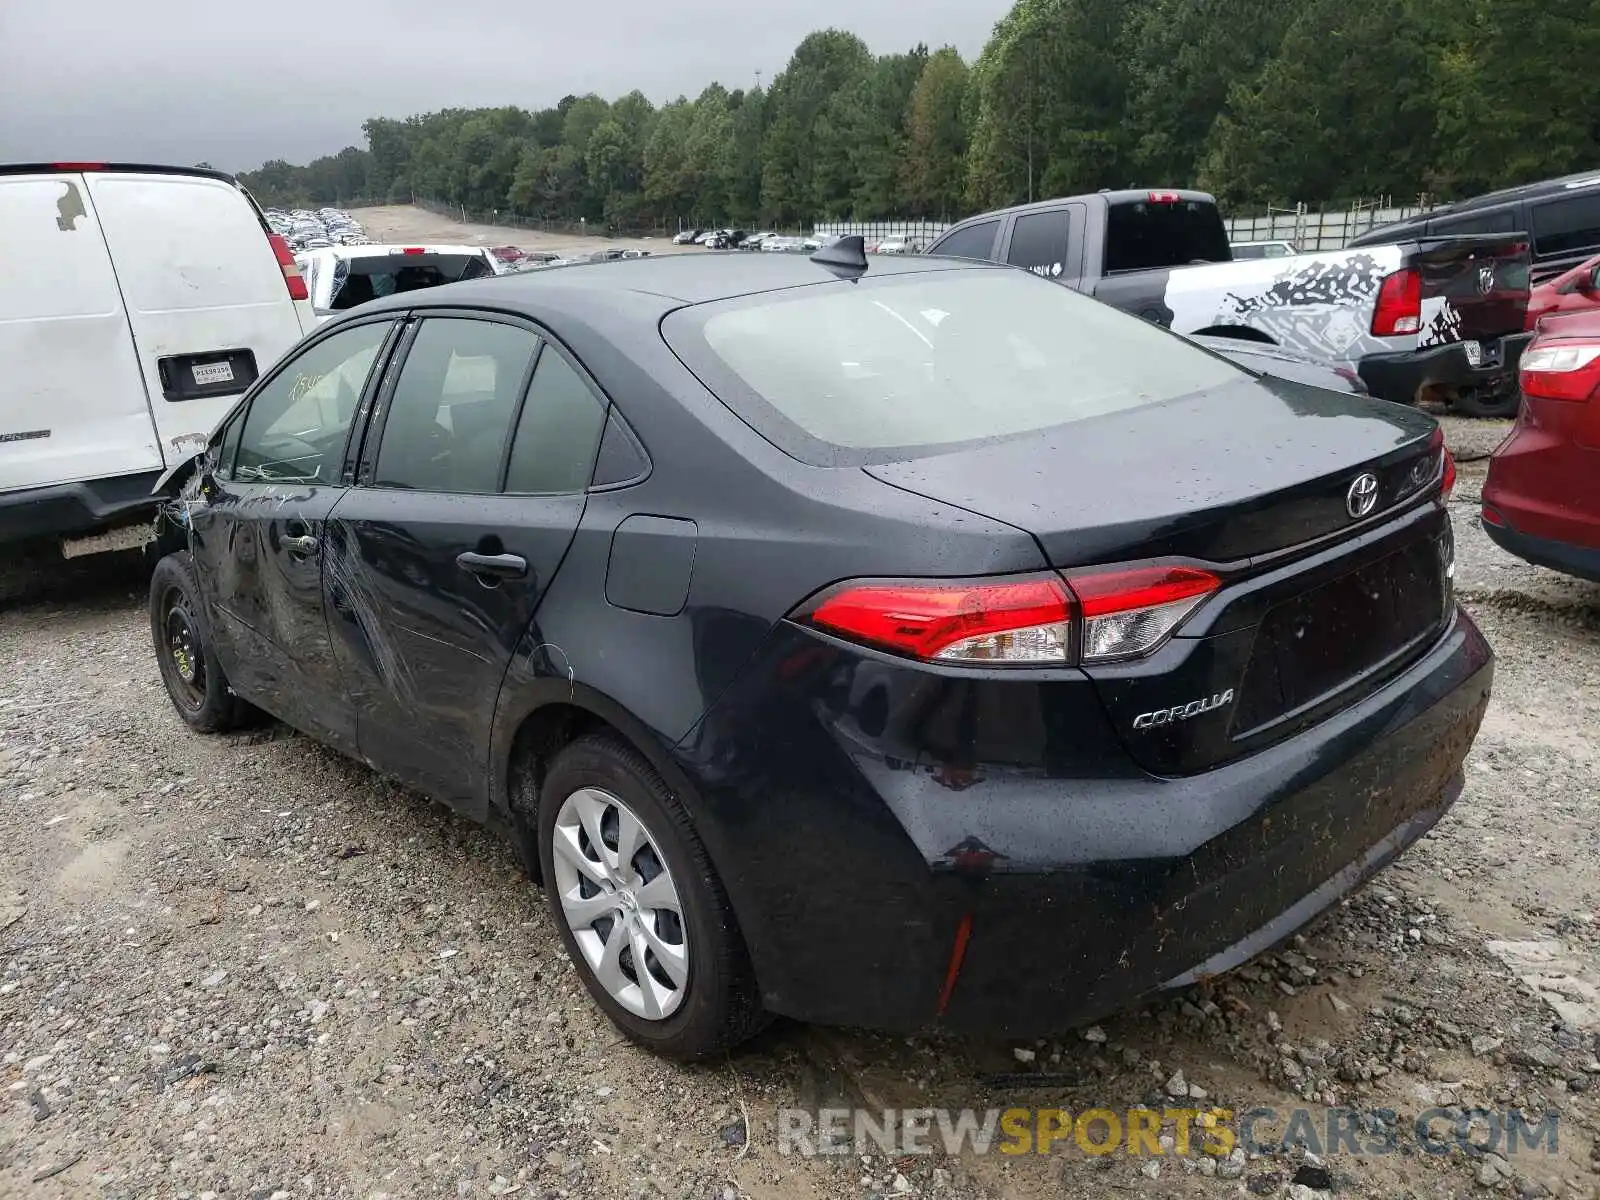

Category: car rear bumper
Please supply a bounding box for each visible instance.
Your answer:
[0,471,163,545]
[1481,514,1600,582]
[1358,333,1532,405]
[673,608,1492,1036]
[1481,406,1600,580]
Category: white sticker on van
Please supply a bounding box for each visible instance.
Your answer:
[191,361,235,386]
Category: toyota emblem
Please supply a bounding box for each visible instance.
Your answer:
[1346,472,1380,519]
[1478,263,1495,293]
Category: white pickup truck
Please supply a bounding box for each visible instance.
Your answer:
[929,189,1535,417]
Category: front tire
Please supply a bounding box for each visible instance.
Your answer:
[149,551,255,733]
[536,733,766,1060]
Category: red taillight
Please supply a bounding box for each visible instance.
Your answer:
[1520,339,1600,402]
[805,575,1073,665]
[402,247,426,255]
[1372,268,1422,336]
[1441,448,1457,500]
[1147,190,1181,203]
[799,565,1221,667]
[52,161,106,171]
[267,233,309,302]
[1061,565,1221,663]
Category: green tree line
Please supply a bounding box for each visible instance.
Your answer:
[239,0,1600,224]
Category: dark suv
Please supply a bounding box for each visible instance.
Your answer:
[1351,169,1600,285]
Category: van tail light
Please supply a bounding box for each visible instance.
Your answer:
[1372,267,1422,336]
[797,565,1220,666]
[268,233,309,301]
[1520,340,1600,401]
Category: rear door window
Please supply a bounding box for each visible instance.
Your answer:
[1103,199,1230,273]
[503,349,608,494]
[1005,209,1073,279]
[1530,194,1600,257]
[373,318,540,493]
[928,220,1000,262]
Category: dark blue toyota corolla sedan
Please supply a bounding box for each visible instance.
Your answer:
[148,244,1490,1060]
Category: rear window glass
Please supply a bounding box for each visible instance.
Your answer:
[929,220,1000,261]
[1531,195,1600,257]
[329,253,494,310]
[665,269,1245,465]
[1103,200,1229,274]
[1429,209,1517,237]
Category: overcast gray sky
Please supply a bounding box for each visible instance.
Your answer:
[0,0,1011,172]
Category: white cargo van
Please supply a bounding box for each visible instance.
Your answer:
[0,163,312,557]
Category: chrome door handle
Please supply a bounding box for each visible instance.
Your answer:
[284,534,319,554]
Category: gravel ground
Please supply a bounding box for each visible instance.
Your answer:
[4,416,1600,1199]
[349,206,694,262]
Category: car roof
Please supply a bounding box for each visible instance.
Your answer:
[352,250,995,314]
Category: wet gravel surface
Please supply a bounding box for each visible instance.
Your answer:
[3,416,1599,1199]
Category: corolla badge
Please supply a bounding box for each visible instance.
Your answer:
[1133,689,1234,730]
[1346,472,1380,519]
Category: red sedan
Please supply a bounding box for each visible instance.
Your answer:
[1482,310,1600,580]
[1525,252,1600,329]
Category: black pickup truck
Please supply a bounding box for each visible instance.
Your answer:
[927,189,1533,417]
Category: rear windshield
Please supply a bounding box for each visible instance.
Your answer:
[664,268,1245,465]
[1103,200,1230,274]
[328,253,494,310]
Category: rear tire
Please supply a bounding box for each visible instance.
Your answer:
[149,551,255,733]
[536,733,766,1060]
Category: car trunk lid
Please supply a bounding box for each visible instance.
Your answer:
[863,375,1440,567]
[865,377,1451,775]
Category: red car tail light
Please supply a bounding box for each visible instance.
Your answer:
[804,575,1073,665]
[1371,268,1422,336]
[267,233,309,301]
[1062,565,1221,663]
[1520,340,1600,402]
[1441,448,1457,500]
[798,565,1221,666]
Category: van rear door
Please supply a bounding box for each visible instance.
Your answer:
[0,170,163,493]
[84,171,307,464]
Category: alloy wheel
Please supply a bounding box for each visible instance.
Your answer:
[550,786,689,1020]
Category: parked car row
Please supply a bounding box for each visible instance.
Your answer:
[264,205,368,252]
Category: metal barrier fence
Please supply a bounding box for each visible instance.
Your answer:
[814,220,951,248]
[814,203,1436,254]
[1224,204,1431,251]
